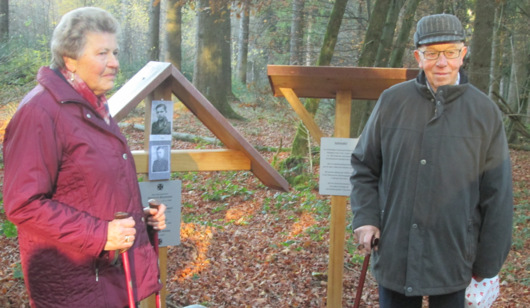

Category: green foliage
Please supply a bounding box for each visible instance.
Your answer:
[0,220,17,238]
[305,224,328,242]
[13,263,24,279]
[0,39,49,95]
[512,201,529,251]
[199,172,254,202]
[299,190,329,216]
[275,156,319,191]
[0,193,17,238]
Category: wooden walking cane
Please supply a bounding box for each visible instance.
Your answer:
[353,237,379,308]
[148,199,162,308]
[115,212,136,308]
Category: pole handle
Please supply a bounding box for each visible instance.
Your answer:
[114,212,129,220]
[148,199,161,210]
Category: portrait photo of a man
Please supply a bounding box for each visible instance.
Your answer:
[151,102,172,135]
[152,145,169,172]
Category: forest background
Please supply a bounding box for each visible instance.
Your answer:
[0,0,529,307]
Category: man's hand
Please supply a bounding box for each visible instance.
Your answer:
[354,225,380,255]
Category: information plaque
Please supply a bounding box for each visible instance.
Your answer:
[319,137,358,196]
[139,180,181,247]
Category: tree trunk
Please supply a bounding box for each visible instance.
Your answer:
[289,0,305,65]
[0,0,8,43]
[506,26,529,143]
[489,5,505,98]
[304,6,314,65]
[149,0,161,61]
[236,0,250,84]
[468,0,497,94]
[119,0,133,66]
[290,0,349,157]
[166,0,183,69]
[351,0,392,138]
[389,0,421,67]
[193,0,241,119]
[375,0,404,67]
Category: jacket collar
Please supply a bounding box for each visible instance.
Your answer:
[37,66,91,106]
[36,66,124,140]
[415,69,469,104]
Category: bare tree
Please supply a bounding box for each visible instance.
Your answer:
[389,0,421,67]
[468,0,497,94]
[289,0,305,65]
[236,0,250,84]
[375,0,405,66]
[166,0,183,69]
[290,0,349,157]
[149,0,161,61]
[351,0,392,137]
[193,0,241,119]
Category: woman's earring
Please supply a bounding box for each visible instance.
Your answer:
[69,71,75,82]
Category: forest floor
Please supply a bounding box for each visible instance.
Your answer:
[0,99,529,307]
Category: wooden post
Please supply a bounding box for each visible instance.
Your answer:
[140,80,172,308]
[326,90,352,308]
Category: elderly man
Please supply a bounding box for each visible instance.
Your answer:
[350,14,513,307]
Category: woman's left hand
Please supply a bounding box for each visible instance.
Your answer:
[143,203,167,231]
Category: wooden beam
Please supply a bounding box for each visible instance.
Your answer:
[279,87,324,145]
[268,65,418,100]
[132,149,251,173]
[109,62,173,122]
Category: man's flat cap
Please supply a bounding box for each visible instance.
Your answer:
[414,14,465,47]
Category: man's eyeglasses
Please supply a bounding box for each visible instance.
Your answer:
[419,49,462,60]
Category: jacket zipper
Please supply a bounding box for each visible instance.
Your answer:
[94,259,99,282]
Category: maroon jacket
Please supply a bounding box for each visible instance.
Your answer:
[3,67,161,307]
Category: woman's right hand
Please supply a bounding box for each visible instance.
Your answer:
[104,216,136,251]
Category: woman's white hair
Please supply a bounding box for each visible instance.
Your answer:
[50,7,119,70]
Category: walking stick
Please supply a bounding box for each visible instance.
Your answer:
[115,212,136,308]
[148,199,162,308]
[353,237,379,308]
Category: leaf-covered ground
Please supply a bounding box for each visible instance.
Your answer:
[1,101,529,307]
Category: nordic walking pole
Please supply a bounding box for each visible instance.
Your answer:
[115,212,136,308]
[148,199,162,308]
[354,236,379,308]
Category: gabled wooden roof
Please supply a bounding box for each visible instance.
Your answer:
[109,61,289,192]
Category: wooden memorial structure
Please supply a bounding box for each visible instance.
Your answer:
[267,65,418,307]
[109,61,289,308]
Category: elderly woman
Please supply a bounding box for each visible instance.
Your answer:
[3,7,166,307]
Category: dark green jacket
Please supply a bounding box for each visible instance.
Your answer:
[350,71,513,296]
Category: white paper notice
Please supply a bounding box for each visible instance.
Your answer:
[319,137,358,196]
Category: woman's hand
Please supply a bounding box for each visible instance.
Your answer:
[143,203,167,231]
[104,216,136,251]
